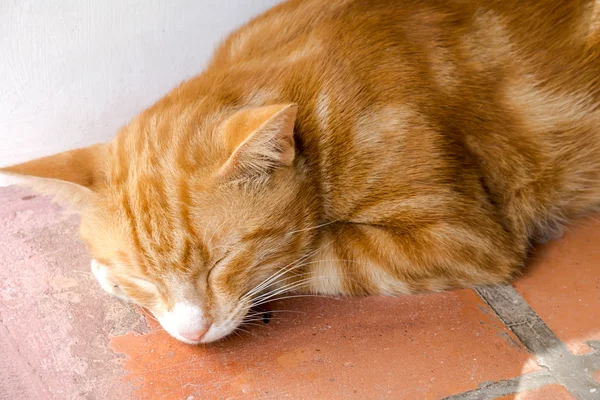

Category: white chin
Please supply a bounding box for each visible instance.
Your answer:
[200,321,240,343]
[158,319,242,345]
[154,302,248,345]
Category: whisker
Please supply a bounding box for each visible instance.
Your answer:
[202,216,217,243]
[138,307,159,322]
[256,309,306,315]
[250,249,318,289]
[235,327,256,337]
[73,270,94,277]
[241,321,269,327]
[244,245,321,297]
[242,245,341,299]
[251,283,319,307]
[243,241,349,299]
[240,252,316,301]
[248,258,360,302]
[246,309,305,315]
[252,294,326,307]
[242,317,268,322]
[251,283,313,305]
[251,277,318,303]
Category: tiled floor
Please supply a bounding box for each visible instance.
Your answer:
[513,220,600,356]
[0,186,598,400]
[497,384,574,400]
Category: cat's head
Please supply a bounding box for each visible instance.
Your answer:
[1,103,319,344]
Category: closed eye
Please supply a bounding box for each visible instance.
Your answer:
[207,254,229,282]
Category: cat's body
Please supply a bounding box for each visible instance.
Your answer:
[192,0,600,293]
[3,0,600,343]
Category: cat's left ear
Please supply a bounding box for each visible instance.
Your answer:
[219,103,297,180]
[0,143,108,209]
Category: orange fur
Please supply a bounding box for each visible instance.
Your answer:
[3,0,600,342]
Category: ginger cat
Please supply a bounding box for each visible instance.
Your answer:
[2,0,600,344]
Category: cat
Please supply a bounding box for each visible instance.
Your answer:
[2,0,600,344]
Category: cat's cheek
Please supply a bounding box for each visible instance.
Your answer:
[91,259,112,293]
[90,259,129,301]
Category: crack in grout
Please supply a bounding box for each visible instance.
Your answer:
[445,284,599,399]
[469,284,600,400]
[442,369,557,400]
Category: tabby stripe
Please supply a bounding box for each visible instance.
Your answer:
[120,191,147,268]
[330,225,376,295]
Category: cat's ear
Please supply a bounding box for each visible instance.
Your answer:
[0,143,108,209]
[219,103,297,180]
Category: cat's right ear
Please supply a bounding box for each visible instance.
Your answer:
[0,143,108,209]
[218,103,298,180]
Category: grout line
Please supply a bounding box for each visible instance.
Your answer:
[442,369,556,400]
[474,285,566,357]
[474,284,600,400]
[585,341,600,371]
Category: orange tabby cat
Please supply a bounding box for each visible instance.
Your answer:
[2,0,600,344]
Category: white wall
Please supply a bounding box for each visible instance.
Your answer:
[0,0,282,184]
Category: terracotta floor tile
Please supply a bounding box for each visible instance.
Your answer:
[0,187,145,399]
[111,290,537,400]
[513,217,600,355]
[497,384,574,400]
[1,187,553,400]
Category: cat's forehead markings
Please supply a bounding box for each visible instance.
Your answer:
[163,272,199,296]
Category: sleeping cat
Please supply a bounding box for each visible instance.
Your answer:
[2,0,600,344]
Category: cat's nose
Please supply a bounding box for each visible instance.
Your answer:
[178,325,210,342]
[158,302,212,344]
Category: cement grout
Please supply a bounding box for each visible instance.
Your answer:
[442,369,557,400]
[473,284,600,400]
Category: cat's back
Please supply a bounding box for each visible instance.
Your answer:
[209,0,600,77]
[190,0,600,233]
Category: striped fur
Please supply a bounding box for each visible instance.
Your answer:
[3,0,600,343]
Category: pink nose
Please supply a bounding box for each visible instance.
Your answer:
[178,326,209,342]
